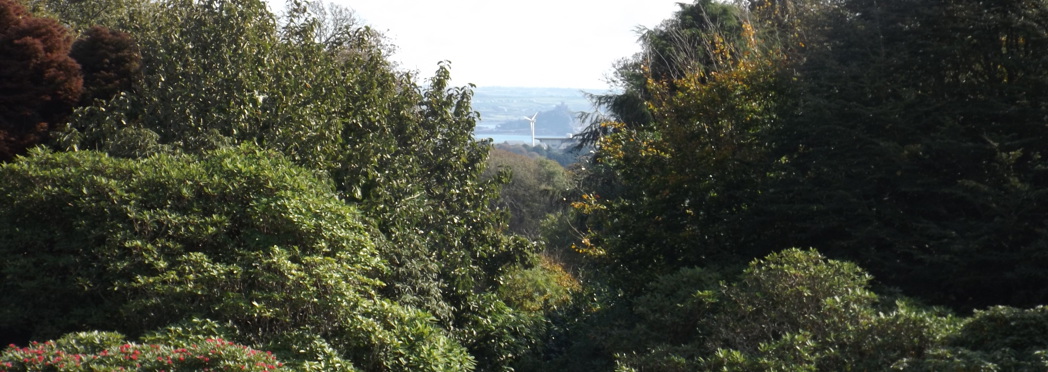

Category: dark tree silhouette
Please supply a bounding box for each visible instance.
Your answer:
[0,0,82,162]
[70,25,142,104]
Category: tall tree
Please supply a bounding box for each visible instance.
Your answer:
[572,1,785,291]
[41,0,537,368]
[575,0,745,148]
[575,0,1048,311]
[760,0,1048,310]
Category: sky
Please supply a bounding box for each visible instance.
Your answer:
[317,0,687,90]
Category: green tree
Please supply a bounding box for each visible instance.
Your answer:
[758,0,1048,310]
[485,148,572,238]
[575,0,1048,311]
[36,0,537,368]
[573,11,787,291]
[897,306,1048,371]
[575,0,745,148]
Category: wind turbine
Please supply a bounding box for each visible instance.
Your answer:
[523,113,538,146]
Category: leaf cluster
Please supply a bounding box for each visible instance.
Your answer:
[0,147,472,371]
[574,0,1048,311]
[0,0,82,161]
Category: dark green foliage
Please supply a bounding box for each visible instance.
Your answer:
[553,0,1048,368]
[613,249,950,372]
[953,307,1048,353]
[576,0,1048,312]
[617,267,722,354]
[760,0,1048,310]
[0,147,472,371]
[0,0,82,161]
[574,33,788,294]
[639,0,745,83]
[896,307,1048,371]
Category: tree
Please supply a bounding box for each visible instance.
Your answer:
[575,0,745,148]
[758,0,1048,310]
[573,9,788,291]
[898,306,1048,371]
[485,148,571,238]
[39,0,538,368]
[0,0,81,161]
[574,0,1048,311]
[69,25,142,104]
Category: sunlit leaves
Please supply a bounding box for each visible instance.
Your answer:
[0,146,475,371]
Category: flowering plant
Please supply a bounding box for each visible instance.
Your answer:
[1,333,283,371]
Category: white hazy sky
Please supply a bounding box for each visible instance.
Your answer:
[318,0,685,89]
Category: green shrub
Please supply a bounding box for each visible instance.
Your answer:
[953,306,1048,352]
[614,249,949,371]
[454,294,546,372]
[895,306,1048,371]
[498,255,581,313]
[710,248,877,350]
[0,147,471,371]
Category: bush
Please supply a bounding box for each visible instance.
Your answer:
[0,147,471,371]
[498,255,581,313]
[709,248,879,352]
[614,248,949,371]
[0,331,284,371]
[895,306,1048,371]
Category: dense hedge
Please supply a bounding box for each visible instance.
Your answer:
[0,147,472,371]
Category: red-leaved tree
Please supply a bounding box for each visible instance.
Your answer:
[70,25,142,104]
[0,0,82,162]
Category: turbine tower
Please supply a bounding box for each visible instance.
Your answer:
[523,113,538,146]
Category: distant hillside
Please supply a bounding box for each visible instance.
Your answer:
[496,103,576,136]
[471,86,609,135]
